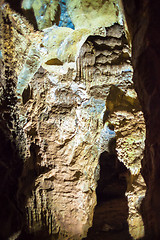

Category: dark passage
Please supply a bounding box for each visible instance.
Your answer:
[84,151,132,240]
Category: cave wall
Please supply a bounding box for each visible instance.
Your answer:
[18,22,136,239]
[20,0,122,30]
[0,1,147,239]
[0,6,26,239]
[122,0,160,239]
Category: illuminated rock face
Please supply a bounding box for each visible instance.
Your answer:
[21,0,122,30]
[66,0,122,29]
[0,2,146,240]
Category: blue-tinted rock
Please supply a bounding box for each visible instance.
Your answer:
[59,0,74,29]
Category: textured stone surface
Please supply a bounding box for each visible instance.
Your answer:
[22,0,60,30]
[58,0,74,29]
[21,24,145,239]
[105,84,146,239]
[0,2,146,240]
[106,85,145,174]
[122,0,160,238]
[20,0,123,30]
[19,68,102,239]
[66,0,123,29]
[0,5,26,239]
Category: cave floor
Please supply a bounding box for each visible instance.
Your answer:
[84,197,133,240]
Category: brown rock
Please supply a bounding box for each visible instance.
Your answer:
[0,3,147,240]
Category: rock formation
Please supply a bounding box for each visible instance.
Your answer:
[0,1,148,239]
[122,0,160,239]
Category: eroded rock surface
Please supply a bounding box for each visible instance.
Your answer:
[20,0,122,30]
[0,3,146,240]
